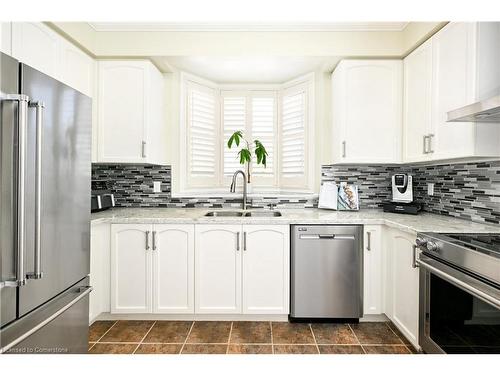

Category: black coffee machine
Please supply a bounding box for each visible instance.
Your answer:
[383,173,422,215]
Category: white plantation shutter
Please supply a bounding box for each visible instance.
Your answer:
[181,74,313,192]
[187,82,219,186]
[251,94,276,184]
[281,85,308,187]
[222,94,246,177]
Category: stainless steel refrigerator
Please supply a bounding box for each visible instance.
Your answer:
[1,52,92,354]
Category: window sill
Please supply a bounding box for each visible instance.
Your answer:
[171,189,317,200]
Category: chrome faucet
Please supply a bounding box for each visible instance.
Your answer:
[230,170,248,210]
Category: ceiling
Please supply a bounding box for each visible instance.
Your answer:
[156,56,340,83]
[88,22,409,32]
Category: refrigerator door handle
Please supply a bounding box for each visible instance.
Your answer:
[27,101,45,280]
[0,93,30,288]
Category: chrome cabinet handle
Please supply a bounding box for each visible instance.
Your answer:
[152,231,157,250]
[27,101,45,280]
[145,231,150,250]
[423,135,429,154]
[243,232,247,251]
[236,232,240,251]
[428,134,434,153]
[141,141,147,158]
[367,231,371,251]
[1,94,29,287]
[342,141,346,158]
[412,245,419,269]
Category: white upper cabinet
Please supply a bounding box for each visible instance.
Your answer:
[1,22,12,55]
[12,23,61,80]
[242,225,289,314]
[10,22,95,97]
[432,22,477,159]
[152,224,195,314]
[331,60,402,164]
[403,22,500,162]
[403,40,433,162]
[97,60,166,164]
[59,38,95,97]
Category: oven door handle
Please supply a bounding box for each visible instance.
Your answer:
[417,255,500,310]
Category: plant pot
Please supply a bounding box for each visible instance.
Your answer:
[246,182,253,194]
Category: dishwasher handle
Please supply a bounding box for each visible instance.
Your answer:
[299,234,355,240]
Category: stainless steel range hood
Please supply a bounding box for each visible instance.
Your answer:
[447,95,500,122]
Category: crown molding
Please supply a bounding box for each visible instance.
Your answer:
[87,22,409,32]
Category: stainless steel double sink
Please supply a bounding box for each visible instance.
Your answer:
[204,210,282,217]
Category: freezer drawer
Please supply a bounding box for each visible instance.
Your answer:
[291,225,363,319]
[1,277,92,354]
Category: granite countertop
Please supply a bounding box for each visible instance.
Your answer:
[91,207,500,235]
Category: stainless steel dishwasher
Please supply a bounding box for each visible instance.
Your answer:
[290,225,363,320]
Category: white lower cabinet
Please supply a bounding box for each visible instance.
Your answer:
[110,223,194,314]
[153,224,194,314]
[242,225,290,314]
[195,224,290,315]
[195,225,242,314]
[90,223,110,322]
[363,225,383,315]
[111,224,153,313]
[384,227,419,348]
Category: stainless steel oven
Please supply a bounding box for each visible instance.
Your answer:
[415,233,500,354]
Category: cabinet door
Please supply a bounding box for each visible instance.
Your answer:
[195,225,242,314]
[89,223,110,322]
[388,229,419,348]
[98,61,147,163]
[12,23,61,79]
[403,41,433,162]
[242,225,289,314]
[363,225,383,315]
[432,22,476,159]
[60,38,94,97]
[110,224,152,313]
[334,60,402,163]
[1,22,12,55]
[152,224,194,314]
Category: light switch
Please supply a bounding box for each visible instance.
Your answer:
[427,183,434,196]
[153,181,162,193]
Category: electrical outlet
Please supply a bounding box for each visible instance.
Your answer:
[153,181,162,193]
[427,183,434,196]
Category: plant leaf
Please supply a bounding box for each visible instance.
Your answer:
[228,130,243,149]
[254,140,268,167]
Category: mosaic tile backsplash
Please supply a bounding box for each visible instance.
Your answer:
[92,160,500,224]
[411,161,500,225]
[321,160,500,224]
[91,164,317,209]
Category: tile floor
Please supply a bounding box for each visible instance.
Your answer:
[88,320,417,354]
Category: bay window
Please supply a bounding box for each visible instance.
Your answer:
[180,72,314,194]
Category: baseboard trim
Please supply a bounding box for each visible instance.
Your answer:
[94,312,289,322]
[360,314,390,322]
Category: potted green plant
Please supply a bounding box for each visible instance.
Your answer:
[227,130,268,192]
